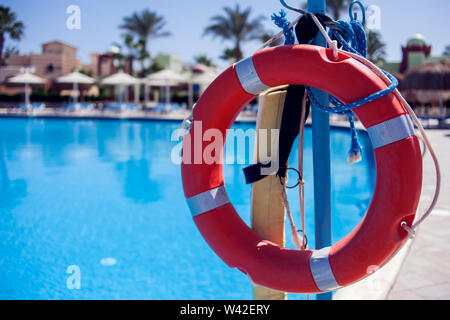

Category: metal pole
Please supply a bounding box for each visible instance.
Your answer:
[119,84,124,110]
[124,84,129,103]
[165,85,170,107]
[74,82,79,106]
[144,84,149,108]
[25,82,30,109]
[308,0,333,300]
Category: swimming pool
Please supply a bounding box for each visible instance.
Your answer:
[0,117,375,299]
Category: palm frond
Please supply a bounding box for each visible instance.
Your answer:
[120,9,170,40]
[204,5,265,42]
[0,6,24,38]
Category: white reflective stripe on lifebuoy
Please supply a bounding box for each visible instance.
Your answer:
[367,114,415,149]
[309,247,341,292]
[235,57,270,95]
[187,186,230,217]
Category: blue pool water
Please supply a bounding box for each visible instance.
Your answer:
[0,117,375,300]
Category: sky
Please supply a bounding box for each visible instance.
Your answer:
[1,0,449,69]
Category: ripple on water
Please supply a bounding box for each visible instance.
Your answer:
[100,257,117,266]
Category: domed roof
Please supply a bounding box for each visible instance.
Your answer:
[407,34,427,47]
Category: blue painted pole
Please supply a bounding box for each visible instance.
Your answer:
[307,0,333,300]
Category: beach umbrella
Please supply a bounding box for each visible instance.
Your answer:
[146,69,188,107]
[57,71,94,106]
[401,61,450,120]
[101,70,139,107]
[8,71,46,109]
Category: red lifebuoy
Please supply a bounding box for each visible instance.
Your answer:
[181,45,422,293]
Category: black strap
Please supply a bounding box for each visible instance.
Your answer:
[295,14,343,45]
[243,13,337,185]
[243,86,310,184]
[277,85,309,178]
[242,162,274,184]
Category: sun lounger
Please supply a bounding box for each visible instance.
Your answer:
[106,103,140,111]
[65,103,95,111]
[152,103,182,113]
[17,103,46,111]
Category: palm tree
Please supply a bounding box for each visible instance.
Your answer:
[259,31,283,47]
[122,33,138,59]
[326,0,350,20]
[367,30,386,64]
[300,1,360,21]
[194,54,216,67]
[0,6,24,66]
[2,44,18,61]
[203,4,266,63]
[300,2,387,64]
[120,9,170,71]
[219,48,236,63]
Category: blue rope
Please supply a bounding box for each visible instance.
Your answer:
[270,12,398,164]
[305,20,397,164]
[332,20,367,57]
[350,20,367,57]
[306,71,398,115]
[271,10,295,45]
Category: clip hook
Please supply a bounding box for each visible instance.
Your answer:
[349,1,366,26]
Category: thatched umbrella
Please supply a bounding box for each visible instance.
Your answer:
[400,61,450,121]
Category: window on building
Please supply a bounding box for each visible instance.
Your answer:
[45,64,54,74]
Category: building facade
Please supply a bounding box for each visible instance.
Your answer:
[6,40,79,81]
[154,54,183,73]
[381,34,450,75]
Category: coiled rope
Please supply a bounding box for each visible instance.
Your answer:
[271,10,296,46]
